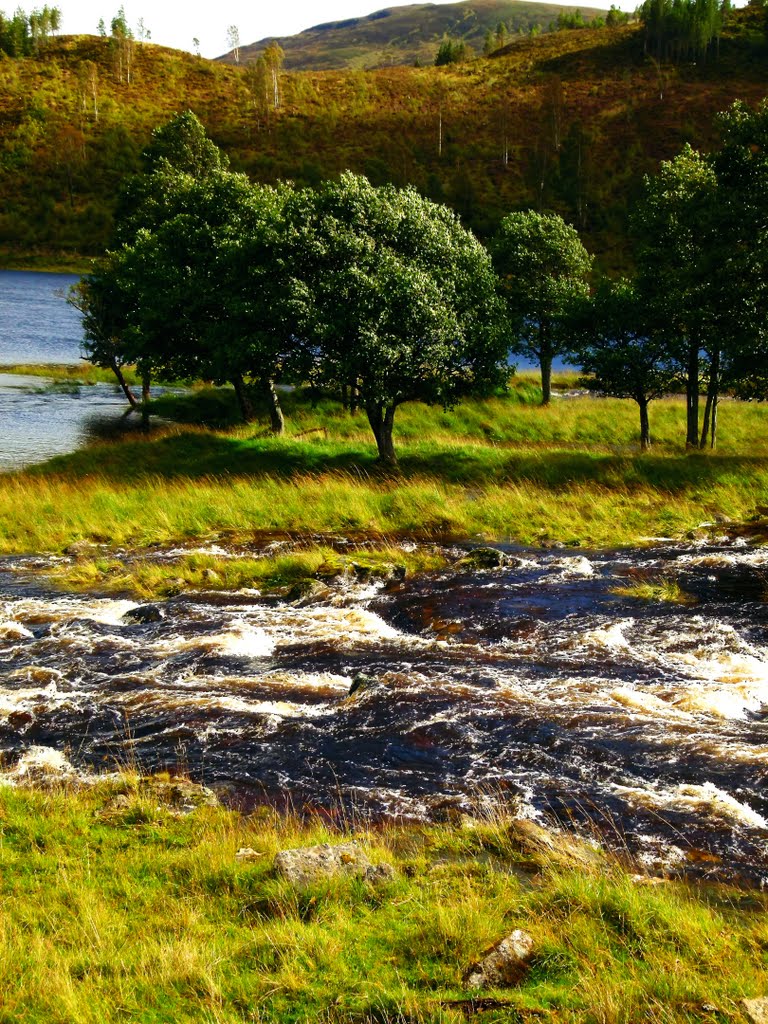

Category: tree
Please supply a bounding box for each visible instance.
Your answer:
[703,99,768,435]
[435,36,466,65]
[490,210,592,405]
[68,264,142,409]
[100,175,302,430]
[263,41,284,109]
[633,144,719,447]
[115,110,230,243]
[575,280,679,449]
[226,24,240,64]
[287,173,507,465]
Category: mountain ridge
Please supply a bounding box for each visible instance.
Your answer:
[218,0,609,70]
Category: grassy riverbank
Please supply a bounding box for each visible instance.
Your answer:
[0,777,766,1024]
[1,382,767,591]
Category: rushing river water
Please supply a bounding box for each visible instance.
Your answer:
[1,539,766,883]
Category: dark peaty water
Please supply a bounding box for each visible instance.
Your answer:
[0,541,766,883]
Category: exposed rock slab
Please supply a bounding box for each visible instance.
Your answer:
[274,841,372,886]
[463,930,534,989]
[743,998,768,1024]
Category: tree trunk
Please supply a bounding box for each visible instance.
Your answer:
[540,351,553,406]
[350,379,360,416]
[710,392,718,450]
[700,348,720,450]
[685,339,699,448]
[366,401,398,466]
[638,397,651,451]
[141,372,151,404]
[232,374,255,423]
[110,359,139,409]
[262,377,285,435]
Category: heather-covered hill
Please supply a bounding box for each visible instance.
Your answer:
[222,0,608,71]
[0,10,766,271]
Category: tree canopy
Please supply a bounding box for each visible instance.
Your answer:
[490,210,592,405]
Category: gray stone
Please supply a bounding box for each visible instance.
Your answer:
[364,863,396,884]
[123,604,164,625]
[274,841,371,887]
[743,998,768,1024]
[463,930,535,990]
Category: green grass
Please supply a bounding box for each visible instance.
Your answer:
[54,544,448,598]
[0,388,767,561]
[0,778,765,1023]
[612,579,698,603]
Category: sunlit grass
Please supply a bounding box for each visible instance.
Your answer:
[612,580,698,603]
[0,388,766,558]
[54,545,448,598]
[0,780,765,1023]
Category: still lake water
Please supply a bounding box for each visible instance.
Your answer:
[0,270,137,471]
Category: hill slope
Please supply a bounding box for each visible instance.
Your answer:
[0,12,766,272]
[221,0,608,70]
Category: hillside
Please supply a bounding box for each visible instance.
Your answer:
[0,10,766,272]
[221,0,608,71]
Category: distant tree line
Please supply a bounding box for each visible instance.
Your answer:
[639,0,730,61]
[0,5,60,56]
[72,100,768,460]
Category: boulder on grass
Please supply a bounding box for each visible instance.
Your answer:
[274,841,371,887]
[743,998,768,1024]
[463,930,535,989]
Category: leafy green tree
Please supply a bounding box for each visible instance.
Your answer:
[84,173,303,429]
[633,144,718,447]
[115,110,229,243]
[490,210,592,405]
[288,173,507,464]
[68,263,142,409]
[704,99,768,430]
[574,280,679,449]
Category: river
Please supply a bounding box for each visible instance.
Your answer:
[1,538,766,884]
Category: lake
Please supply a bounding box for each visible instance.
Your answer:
[0,270,83,364]
[0,270,145,470]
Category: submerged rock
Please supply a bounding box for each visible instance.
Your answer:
[283,579,333,606]
[274,841,372,886]
[455,547,507,570]
[348,672,380,697]
[463,930,535,989]
[123,604,164,624]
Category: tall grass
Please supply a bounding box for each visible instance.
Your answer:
[0,780,765,1023]
[0,389,766,557]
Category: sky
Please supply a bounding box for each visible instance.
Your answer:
[56,0,642,59]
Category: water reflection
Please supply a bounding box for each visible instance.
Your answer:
[0,375,162,471]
